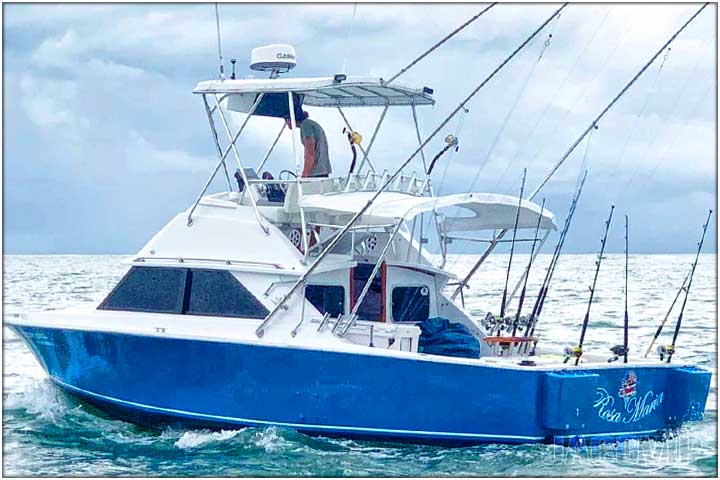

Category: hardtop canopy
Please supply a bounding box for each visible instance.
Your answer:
[300,191,557,232]
[193,76,435,113]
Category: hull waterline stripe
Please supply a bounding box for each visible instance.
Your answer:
[553,429,660,439]
[51,377,544,442]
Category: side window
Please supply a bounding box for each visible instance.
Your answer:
[99,267,187,314]
[186,269,269,319]
[305,285,345,317]
[392,286,430,323]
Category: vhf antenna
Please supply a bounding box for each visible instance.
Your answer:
[214,3,225,80]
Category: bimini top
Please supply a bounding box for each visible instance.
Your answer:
[193,76,435,108]
[301,192,557,232]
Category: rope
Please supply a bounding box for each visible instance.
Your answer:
[466,29,549,196]
[495,8,611,189]
[514,10,636,192]
[611,53,705,199]
[602,46,673,188]
[633,78,714,187]
[528,3,708,202]
[469,13,563,195]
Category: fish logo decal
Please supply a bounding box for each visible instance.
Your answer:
[619,371,637,399]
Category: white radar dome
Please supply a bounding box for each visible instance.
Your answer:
[250,44,297,74]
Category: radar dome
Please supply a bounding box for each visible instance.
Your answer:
[250,44,296,76]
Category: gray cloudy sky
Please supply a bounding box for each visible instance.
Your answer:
[3,3,717,254]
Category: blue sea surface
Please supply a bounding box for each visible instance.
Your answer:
[3,254,717,476]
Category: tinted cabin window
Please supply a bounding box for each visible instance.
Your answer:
[353,263,383,321]
[186,269,269,319]
[99,267,186,314]
[392,286,430,323]
[306,285,345,317]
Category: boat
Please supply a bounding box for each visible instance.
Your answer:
[6,31,712,446]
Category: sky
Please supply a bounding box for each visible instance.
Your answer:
[3,3,717,254]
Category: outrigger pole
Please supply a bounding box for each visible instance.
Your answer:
[644,269,691,358]
[499,168,527,328]
[665,209,713,363]
[256,4,567,337]
[451,3,709,300]
[512,198,545,337]
[384,3,497,85]
[568,205,614,365]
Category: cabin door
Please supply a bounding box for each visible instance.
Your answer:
[350,262,387,322]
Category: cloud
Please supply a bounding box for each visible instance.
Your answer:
[2,3,716,254]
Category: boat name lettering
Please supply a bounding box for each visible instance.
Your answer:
[593,387,664,424]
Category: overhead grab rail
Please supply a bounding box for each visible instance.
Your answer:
[450,3,709,300]
[255,4,567,337]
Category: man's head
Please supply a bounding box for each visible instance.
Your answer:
[284,110,309,129]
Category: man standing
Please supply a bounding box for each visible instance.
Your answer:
[285,111,332,178]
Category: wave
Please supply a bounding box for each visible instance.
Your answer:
[4,380,69,422]
[174,429,243,449]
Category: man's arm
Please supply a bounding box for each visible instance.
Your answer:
[302,136,316,177]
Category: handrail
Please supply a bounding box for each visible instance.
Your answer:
[188,93,267,227]
[256,124,286,173]
[132,256,285,270]
[355,104,389,175]
[213,93,270,235]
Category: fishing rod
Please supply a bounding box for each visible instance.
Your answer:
[623,215,629,363]
[567,204,614,366]
[523,170,587,344]
[644,269,691,358]
[255,5,566,337]
[427,134,459,175]
[499,169,527,332]
[451,3,709,301]
[664,209,712,363]
[511,198,545,337]
[609,215,630,363]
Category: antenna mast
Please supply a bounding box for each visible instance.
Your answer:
[215,3,225,80]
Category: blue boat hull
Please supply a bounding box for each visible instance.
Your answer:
[12,325,711,445]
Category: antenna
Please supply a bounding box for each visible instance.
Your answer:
[214,3,225,80]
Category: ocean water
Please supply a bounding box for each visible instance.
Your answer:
[3,254,717,477]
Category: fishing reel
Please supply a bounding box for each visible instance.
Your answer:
[607,344,629,363]
[426,134,460,175]
[343,128,363,146]
[657,344,675,362]
[563,345,582,364]
[481,312,513,333]
[342,128,362,175]
[513,314,532,329]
